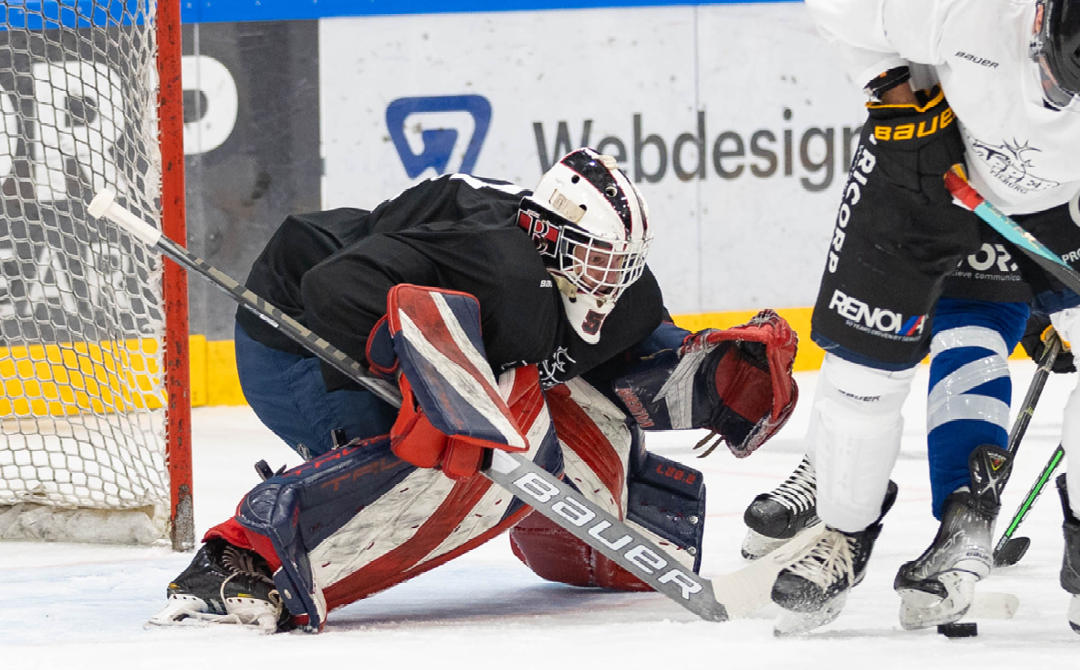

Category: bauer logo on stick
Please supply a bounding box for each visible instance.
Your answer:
[509,470,705,600]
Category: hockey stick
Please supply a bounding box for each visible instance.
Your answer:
[944,167,1080,293]
[994,444,1066,567]
[990,330,1061,566]
[90,190,783,623]
[942,169,1076,567]
[992,331,1061,566]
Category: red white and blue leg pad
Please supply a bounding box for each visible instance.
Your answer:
[509,378,706,589]
[211,285,562,632]
[215,364,561,632]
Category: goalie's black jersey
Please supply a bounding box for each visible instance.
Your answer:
[237,173,665,392]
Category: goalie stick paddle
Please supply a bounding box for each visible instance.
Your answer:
[89,190,773,623]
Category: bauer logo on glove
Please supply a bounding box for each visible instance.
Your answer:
[864,85,966,204]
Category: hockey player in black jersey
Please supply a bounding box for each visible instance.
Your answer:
[150,148,800,632]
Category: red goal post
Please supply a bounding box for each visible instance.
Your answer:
[0,0,192,550]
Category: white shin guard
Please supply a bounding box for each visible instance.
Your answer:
[808,355,916,533]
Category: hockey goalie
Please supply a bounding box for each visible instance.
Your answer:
[149,148,799,632]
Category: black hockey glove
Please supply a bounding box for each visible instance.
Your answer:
[1021,313,1075,373]
[865,85,965,204]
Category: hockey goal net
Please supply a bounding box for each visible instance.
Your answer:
[0,1,191,548]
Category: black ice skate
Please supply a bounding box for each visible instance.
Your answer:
[148,538,287,633]
[894,445,1010,630]
[771,480,898,636]
[1057,474,1080,634]
[742,456,820,560]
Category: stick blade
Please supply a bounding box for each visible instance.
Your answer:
[993,537,1031,568]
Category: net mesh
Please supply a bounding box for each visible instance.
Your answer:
[0,1,168,543]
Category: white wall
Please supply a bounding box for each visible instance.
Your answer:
[319,3,868,315]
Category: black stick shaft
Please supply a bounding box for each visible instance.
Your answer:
[991,333,1062,557]
[154,236,402,408]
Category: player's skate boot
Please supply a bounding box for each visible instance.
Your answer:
[894,445,1011,630]
[1057,474,1080,634]
[148,538,287,632]
[771,480,898,636]
[742,456,820,559]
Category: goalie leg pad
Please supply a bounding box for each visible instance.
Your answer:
[509,380,706,590]
[625,449,706,573]
[509,449,706,590]
[234,436,414,632]
[227,366,561,632]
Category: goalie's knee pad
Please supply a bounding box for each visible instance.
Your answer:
[509,380,705,590]
[812,354,915,532]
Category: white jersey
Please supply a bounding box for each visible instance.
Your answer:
[807,0,1080,215]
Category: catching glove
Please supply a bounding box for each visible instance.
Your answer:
[613,309,799,458]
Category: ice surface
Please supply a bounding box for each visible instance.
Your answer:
[2,363,1078,668]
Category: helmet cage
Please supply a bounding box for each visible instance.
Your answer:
[555,221,650,304]
[1031,0,1080,111]
[518,201,651,306]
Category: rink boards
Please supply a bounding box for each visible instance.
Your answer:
[3,2,874,408]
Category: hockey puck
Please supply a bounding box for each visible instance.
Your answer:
[937,622,978,638]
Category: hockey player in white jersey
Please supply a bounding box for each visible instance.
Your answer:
[756,0,1080,635]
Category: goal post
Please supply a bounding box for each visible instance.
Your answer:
[158,0,193,552]
[0,0,192,550]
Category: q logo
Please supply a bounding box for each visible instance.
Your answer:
[386,95,491,178]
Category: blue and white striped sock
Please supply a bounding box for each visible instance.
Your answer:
[926,298,1028,518]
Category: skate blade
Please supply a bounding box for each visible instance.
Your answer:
[1068,595,1080,634]
[224,597,283,632]
[969,592,1019,620]
[773,592,847,637]
[897,571,976,630]
[147,595,279,633]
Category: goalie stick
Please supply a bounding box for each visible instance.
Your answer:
[88,190,793,624]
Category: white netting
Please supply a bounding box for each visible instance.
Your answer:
[0,1,169,543]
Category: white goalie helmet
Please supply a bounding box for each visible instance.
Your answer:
[518,147,653,344]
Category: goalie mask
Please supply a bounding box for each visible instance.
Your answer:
[519,148,652,344]
[1031,0,1080,111]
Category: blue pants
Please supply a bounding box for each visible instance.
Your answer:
[234,321,398,459]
